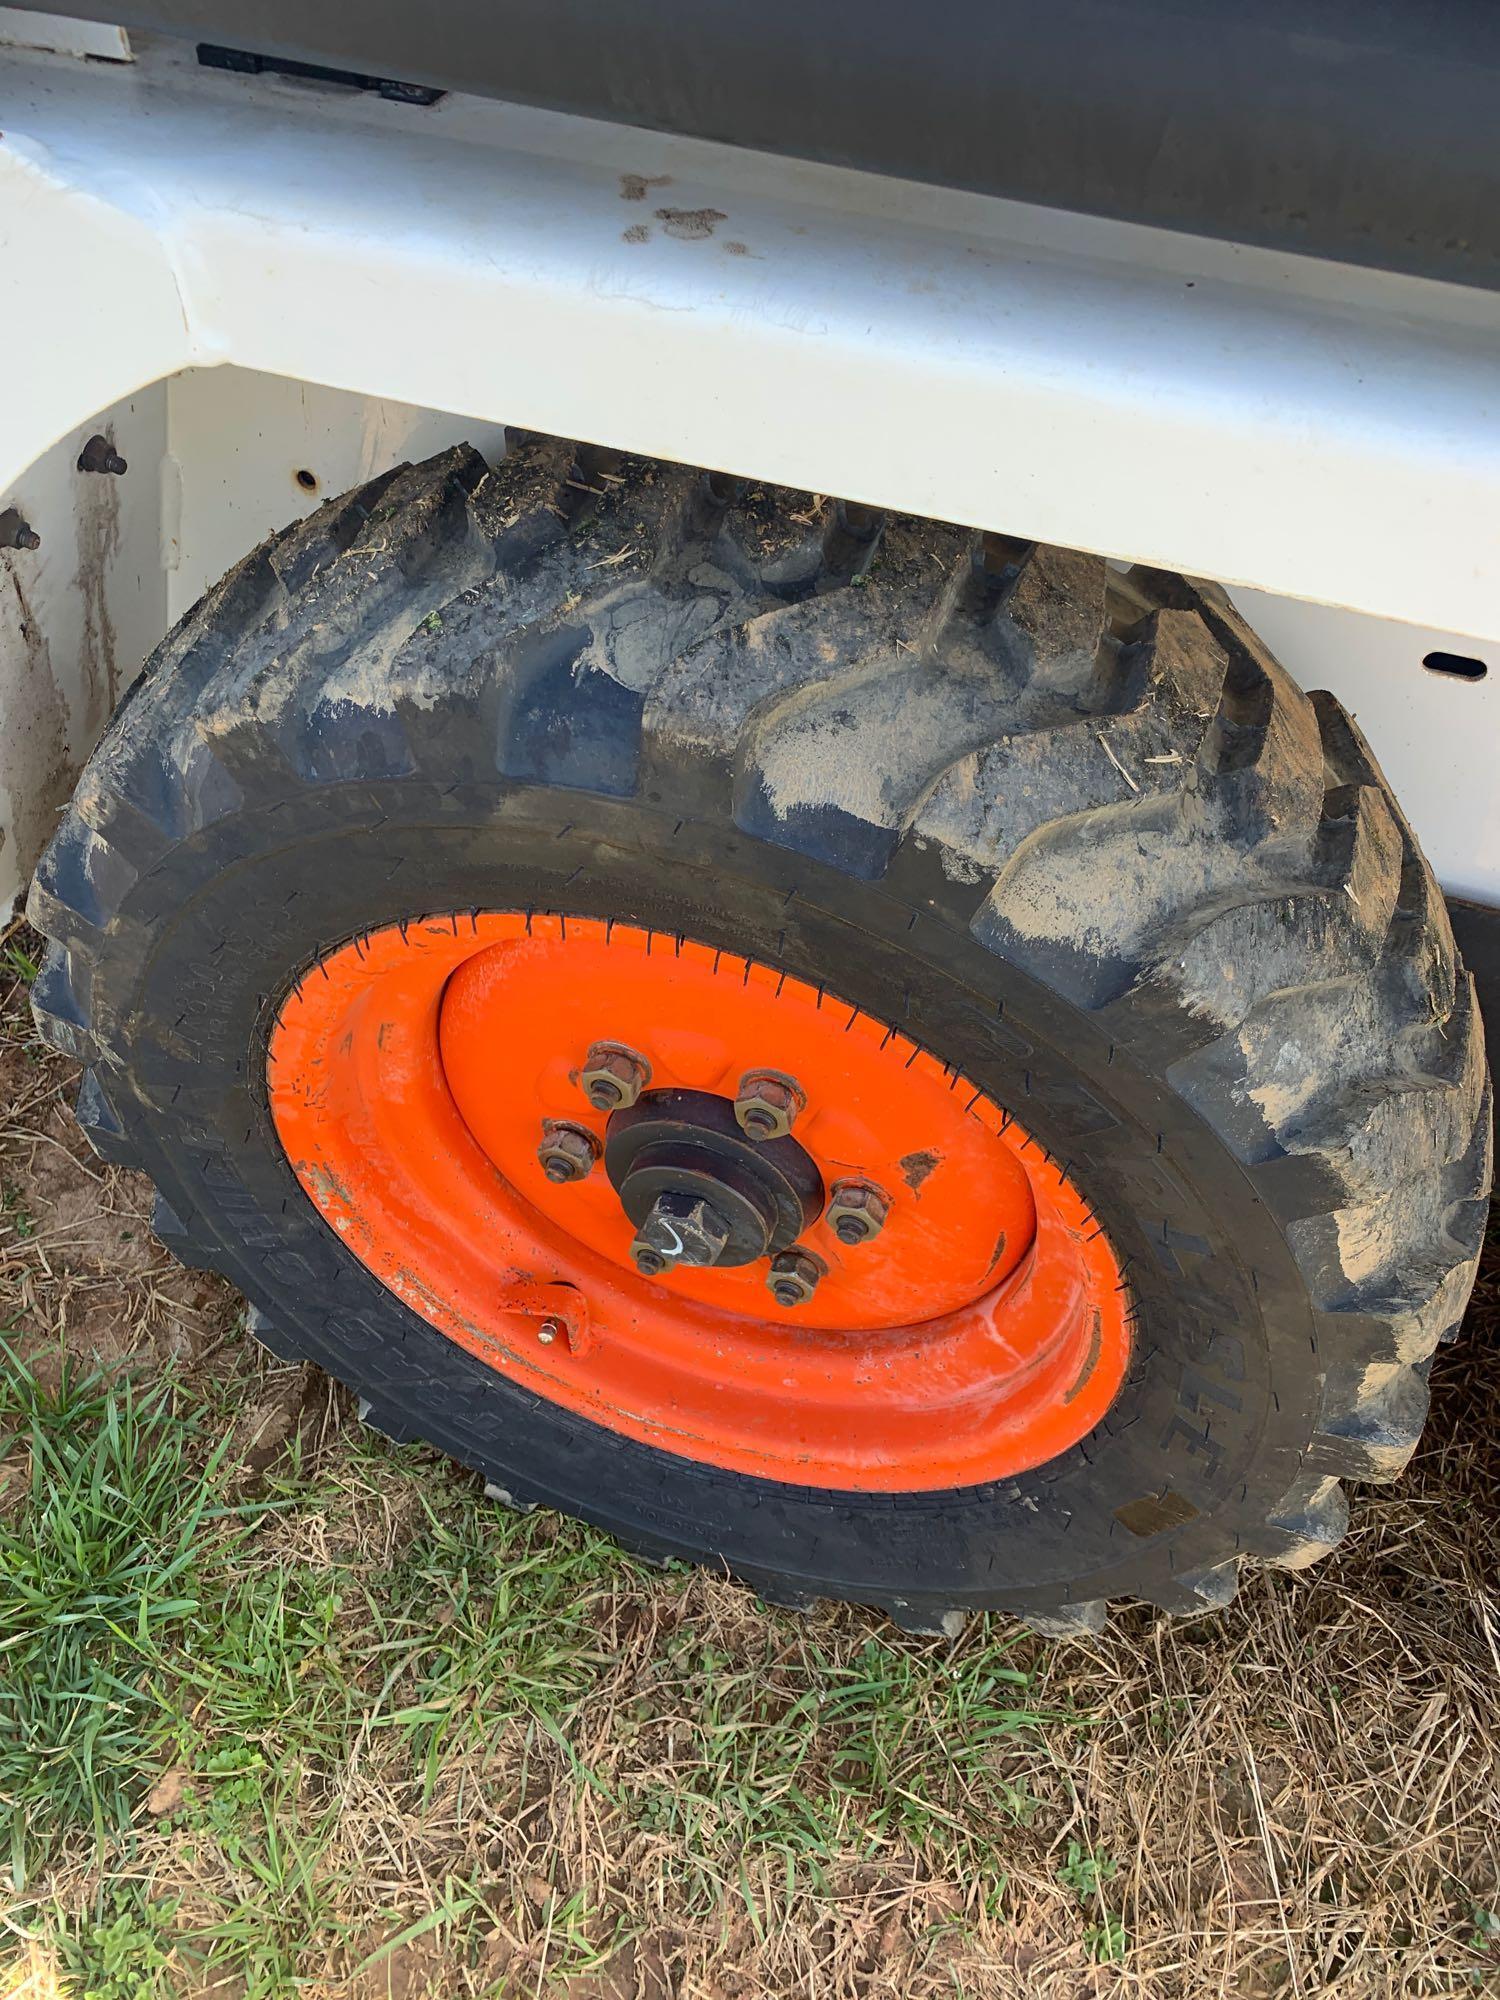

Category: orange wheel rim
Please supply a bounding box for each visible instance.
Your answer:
[267,914,1131,1490]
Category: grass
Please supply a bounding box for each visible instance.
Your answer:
[0,932,1497,1997]
[0,1354,239,1881]
[1,1357,1065,1996]
[2,1353,1063,1994]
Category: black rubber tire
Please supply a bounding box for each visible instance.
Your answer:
[27,438,1491,1637]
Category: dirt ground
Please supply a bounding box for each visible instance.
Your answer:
[1,932,1497,2000]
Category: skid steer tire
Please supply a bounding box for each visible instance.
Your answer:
[28,438,1491,1637]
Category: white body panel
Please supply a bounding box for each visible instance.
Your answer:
[1,34,1497,913]
[0,387,164,892]
[1227,593,1500,908]
[0,6,129,58]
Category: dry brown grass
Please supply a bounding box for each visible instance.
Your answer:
[1,934,1497,1999]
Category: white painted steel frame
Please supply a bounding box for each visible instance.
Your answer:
[6,34,1500,637]
[2,33,1499,912]
[0,6,130,59]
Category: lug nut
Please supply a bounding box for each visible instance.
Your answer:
[767,1247,822,1309]
[733,1069,805,1143]
[631,1190,732,1277]
[537,1120,600,1184]
[825,1178,890,1247]
[579,1041,650,1113]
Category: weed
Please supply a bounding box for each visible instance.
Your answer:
[1085,1913,1129,1964]
[56,1891,179,2000]
[0,942,38,985]
[1055,1838,1116,1901]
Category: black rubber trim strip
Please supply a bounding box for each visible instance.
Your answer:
[196,43,443,106]
[28,0,1500,292]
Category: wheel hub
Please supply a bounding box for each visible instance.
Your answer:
[605,1087,823,1273]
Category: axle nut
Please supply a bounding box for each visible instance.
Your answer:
[579,1041,650,1112]
[733,1069,805,1143]
[826,1179,889,1247]
[767,1247,822,1310]
[631,1190,732,1276]
[537,1121,600,1184]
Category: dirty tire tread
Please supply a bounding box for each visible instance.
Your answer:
[28,439,1490,1633]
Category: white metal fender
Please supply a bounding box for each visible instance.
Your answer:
[2,34,1499,919]
[5,35,1500,640]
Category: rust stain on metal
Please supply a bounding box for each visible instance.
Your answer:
[1062,1308,1103,1404]
[304,1161,355,1211]
[897,1148,940,1192]
[0,559,72,879]
[75,469,122,734]
[656,206,727,242]
[619,172,672,202]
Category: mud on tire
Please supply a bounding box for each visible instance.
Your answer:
[28,438,1491,1636]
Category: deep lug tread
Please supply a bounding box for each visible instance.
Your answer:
[1306,1361,1431,1483]
[883,1602,970,1640]
[1153,1561,1240,1618]
[66,543,290,867]
[245,1301,308,1365]
[26,819,139,947]
[354,1395,422,1446]
[1250,1470,1350,1570]
[735,1568,821,1616]
[30,942,98,1063]
[1021,1600,1108,1640]
[150,1191,218,1271]
[269,465,410,594]
[73,1070,135,1167]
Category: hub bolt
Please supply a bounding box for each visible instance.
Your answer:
[579,1041,650,1113]
[0,508,40,551]
[825,1178,890,1247]
[537,1120,600,1184]
[631,1191,732,1277]
[77,434,128,477]
[767,1247,823,1309]
[733,1069,806,1143]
